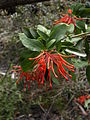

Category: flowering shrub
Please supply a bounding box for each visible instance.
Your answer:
[53,9,83,28]
[13,8,90,90]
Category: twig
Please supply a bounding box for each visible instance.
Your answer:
[44,90,62,120]
[64,95,75,110]
[82,18,90,20]
[74,101,88,116]
[52,91,62,98]
[44,99,55,120]
[71,32,90,38]
[38,103,46,113]
[15,115,25,119]
[61,32,90,42]
[61,54,76,58]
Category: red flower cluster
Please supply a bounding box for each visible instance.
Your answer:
[29,50,75,88]
[76,95,90,105]
[13,51,75,89]
[53,9,83,27]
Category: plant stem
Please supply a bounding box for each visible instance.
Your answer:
[71,32,90,38]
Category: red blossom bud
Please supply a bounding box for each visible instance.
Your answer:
[68,9,72,14]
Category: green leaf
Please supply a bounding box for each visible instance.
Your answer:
[50,23,68,42]
[71,3,83,16]
[20,57,33,72]
[56,40,74,52]
[37,29,49,41]
[19,50,39,72]
[56,41,62,52]
[46,39,56,49]
[75,20,85,31]
[74,26,82,34]
[75,39,84,50]
[62,41,73,46]
[67,24,74,33]
[23,27,33,38]
[19,33,44,51]
[65,48,86,57]
[71,3,90,17]
[86,65,90,84]
[79,8,90,17]
[70,37,82,43]
[29,28,39,38]
[37,25,50,35]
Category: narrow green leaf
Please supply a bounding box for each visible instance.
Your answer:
[50,23,68,42]
[23,27,33,38]
[46,39,56,49]
[30,28,39,38]
[70,37,82,43]
[75,39,84,50]
[19,33,44,51]
[37,25,50,35]
[75,20,85,31]
[37,29,49,41]
[74,26,82,34]
[67,24,74,33]
[56,41,62,52]
[62,41,73,46]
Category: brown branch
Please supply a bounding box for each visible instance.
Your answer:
[74,101,88,116]
[82,18,90,20]
[61,54,76,58]
[0,0,51,9]
[71,32,90,38]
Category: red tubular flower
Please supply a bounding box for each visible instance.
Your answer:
[13,66,32,89]
[53,9,83,27]
[29,50,75,88]
[51,60,58,78]
[76,95,90,105]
